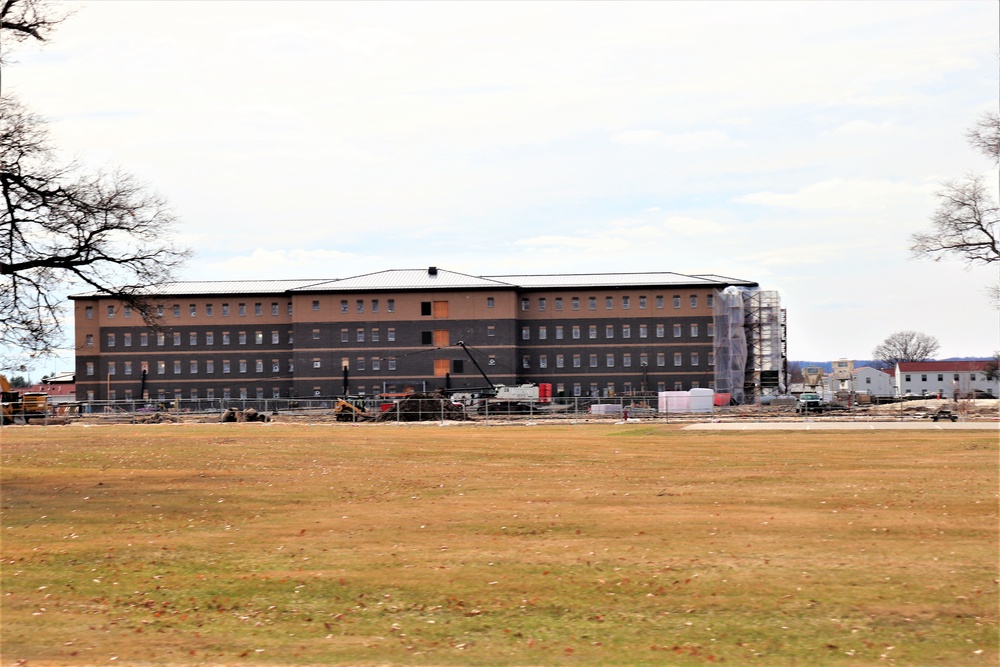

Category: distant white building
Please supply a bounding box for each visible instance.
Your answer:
[825,364,894,397]
[895,361,998,398]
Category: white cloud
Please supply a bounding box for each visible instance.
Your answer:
[737,179,935,211]
[612,129,735,152]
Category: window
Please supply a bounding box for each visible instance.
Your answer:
[157,332,166,346]
[190,360,198,374]
[522,355,531,369]
[156,304,164,317]
[388,358,397,371]
[572,324,581,339]
[555,326,563,339]
[487,325,495,337]
[189,332,197,345]
[107,333,116,348]
[108,361,116,376]
[606,296,614,310]
[288,360,294,372]
[239,360,248,373]
[207,388,215,399]
[387,299,395,312]
[238,331,247,345]
[707,294,714,308]
[122,305,131,319]
[522,326,531,340]
[190,304,197,317]
[173,360,181,374]
[421,331,433,345]
[622,296,630,310]
[904,374,911,382]
[589,354,598,368]
[158,360,167,374]
[521,298,530,311]
[606,354,615,367]
[356,299,364,314]
[690,324,698,337]
[287,331,293,344]
[937,373,944,382]
[674,381,684,391]
[271,331,279,344]
[954,374,960,381]
[486,297,495,308]
[371,299,379,313]
[690,295,698,308]
[357,357,365,371]
[372,357,381,371]
[921,374,927,381]
[606,325,614,339]
[222,332,230,345]
[107,305,116,318]
[673,324,682,338]
[639,296,647,309]
[622,325,631,339]
[539,355,548,369]
[691,352,699,366]
[356,328,365,342]
[206,304,214,317]
[271,302,279,316]
[173,332,181,345]
[140,332,148,346]
[673,296,681,308]
[556,354,564,368]
[573,354,581,368]
[173,304,181,318]
[640,352,648,366]
[206,360,214,373]
[238,303,246,316]
[674,352,682,366]
[589,296,596,310]
[86,362,94,376]
[421,302,432,316]
[272,360,280,373]
[657,353,665,367]
[572,297,580,311]
[255,360,263,373]
[388,328,396,342]
[656,295,664,309]
[707,323,715,338]
[372,328,380,342]
[639,324,648,338]
[85,334,94,348]
[538,297,547,311]
[85,305,93,319]
[452,359,464,374]
[555,297,563,311]
[222,303,230,316]
[589,325,597,339]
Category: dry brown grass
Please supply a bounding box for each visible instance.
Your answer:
[1,422,997,666]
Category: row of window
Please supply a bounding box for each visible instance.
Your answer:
[89,357,405,376]
[903,373,982,382]
[91,301,295,320]
[522,351,707,369]
[93,330,293,348]
[522,323,714,341]
[333,298,397,314]
[520,294,713,312]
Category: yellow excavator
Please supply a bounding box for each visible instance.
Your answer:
[0,374,49,425]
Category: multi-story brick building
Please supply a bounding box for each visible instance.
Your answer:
[71,267,776,403]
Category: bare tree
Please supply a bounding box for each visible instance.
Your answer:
[1,2,190,365]
[912,112,1000,306]
[1,97,191,362]
[872,331,940,370]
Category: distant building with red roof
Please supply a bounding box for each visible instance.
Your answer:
[895,361,997,398]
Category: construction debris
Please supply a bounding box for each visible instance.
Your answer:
[376,392,467,422]
[220,407,271,423]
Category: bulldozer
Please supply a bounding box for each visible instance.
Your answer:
[1,374,50,425]
[334,398,368,422]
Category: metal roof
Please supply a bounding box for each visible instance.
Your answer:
[70,269,757,298]
[483,272,757,289]
[293,269,514,292]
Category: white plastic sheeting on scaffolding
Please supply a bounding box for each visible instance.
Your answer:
[713,287,748,404]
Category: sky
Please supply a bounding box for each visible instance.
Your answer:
[4,0,999,377]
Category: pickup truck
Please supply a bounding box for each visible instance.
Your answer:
[795,393,824,414]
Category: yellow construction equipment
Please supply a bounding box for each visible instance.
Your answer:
[0,374,50,425]
[333,398,367,422]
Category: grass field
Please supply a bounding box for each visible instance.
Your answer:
[1,423,997,666]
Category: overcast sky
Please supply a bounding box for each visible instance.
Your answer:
[5,0,998,374]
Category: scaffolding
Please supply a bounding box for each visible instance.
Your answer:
[713,287,786,404]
